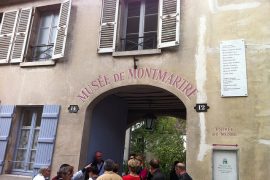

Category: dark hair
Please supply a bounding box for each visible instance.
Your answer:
[129,153,136,160]
[171,161,180,171]
[149,159,160,169]
[58,165,73,179]
[60,164,70,169]
[113,163,119,173]
[55,164,71,179]
[89,165,99,175]
[104,159,114,171]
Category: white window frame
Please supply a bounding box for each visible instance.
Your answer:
[32,10,59,61]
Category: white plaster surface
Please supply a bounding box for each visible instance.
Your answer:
[259,139,270,146]
[208,0,261,13]
[195,16,211,161]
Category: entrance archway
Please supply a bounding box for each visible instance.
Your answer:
[82,85,187,172]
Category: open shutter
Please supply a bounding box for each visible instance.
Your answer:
[158,0,180,48]
[0,10,19,63]
[33,105,60,176]
[52,0,72,60]
[10,8,32,63]
[98,0,119,53]
[0,105,15,173]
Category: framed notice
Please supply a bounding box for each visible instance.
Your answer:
[213,149,238,180]
[220,39,248,97]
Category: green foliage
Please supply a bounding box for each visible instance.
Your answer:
[129,116,186,178]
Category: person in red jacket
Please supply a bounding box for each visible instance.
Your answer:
[122,159,140,180]
[135,155,148,180]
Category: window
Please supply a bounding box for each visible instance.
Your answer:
[27,6,60,61]
[13,108,42,175]
[0,105,60,176]
[98,0,180,54]
[120,0,158,51]
[0,0,71,64]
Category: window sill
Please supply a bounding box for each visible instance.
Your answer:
[112,49,161,57]
[20,60,55,67]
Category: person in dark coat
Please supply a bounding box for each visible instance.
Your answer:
[148,159,165,180]
[175,163,192,180]
[91,151,105,175]
[170,161,180,180]
[84,151,105,180]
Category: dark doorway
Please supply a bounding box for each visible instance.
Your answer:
[85,85,186,173]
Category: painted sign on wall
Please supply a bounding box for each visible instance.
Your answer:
[212,127,237,137]
[220,39,248,97]
[77,67,198,102]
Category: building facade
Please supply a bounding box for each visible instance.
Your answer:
[0,0,269,179]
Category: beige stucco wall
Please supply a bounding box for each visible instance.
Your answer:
[0,0,269,179]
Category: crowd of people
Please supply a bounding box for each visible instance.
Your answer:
[33,151,192,180]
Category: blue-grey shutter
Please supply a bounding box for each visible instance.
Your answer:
[0,105,15,173]
[33,105,60,176]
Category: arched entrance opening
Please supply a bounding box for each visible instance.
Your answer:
[83,85,187,174]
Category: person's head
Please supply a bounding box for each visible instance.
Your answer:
[129,153,136,160]
[95,151,103,163]
[128,159,139,174]
[104,159,114,171]
[135,155,144,166]
[58,165,74,180]
[149,159,160,174]
[113,162,119,173]
[171,161,180,171]
[39,167,51,177]
[175,163,186,175]
[60,164,70,169]
[88,165,99,177]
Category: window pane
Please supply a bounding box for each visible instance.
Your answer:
[37,28,50,44]
[28,150,36,170]
[128,1,141,17]
[50,14,59,43]
[22,110,32,126]
[143,32,157,49]
[49,26,58,43]
[126,17,140,34]
[40,14,52,28]
[145,0,159,15]
[125,34,139,51]
[35,109,42,127]
[52,13,59,26]
[18,129,30,148]
[32,130,39,149]
[144,15,158,32]
[14,149,27,169]
[34,46,53,60]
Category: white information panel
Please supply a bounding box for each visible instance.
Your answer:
[220,39,248,97]
[213,150,238,180]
